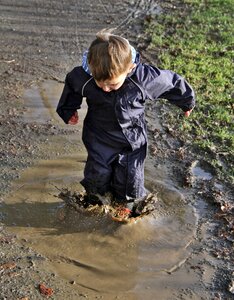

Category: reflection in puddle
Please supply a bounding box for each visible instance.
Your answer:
[191,161,213,181]
[2,155,196,298]
[2,81,198,298]
[192,166,213,180]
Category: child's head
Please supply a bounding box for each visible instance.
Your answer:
[87,30,136,92]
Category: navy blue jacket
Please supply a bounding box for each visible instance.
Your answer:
[57,56,195,151]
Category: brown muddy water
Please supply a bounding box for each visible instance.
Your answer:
[2,81,199,299]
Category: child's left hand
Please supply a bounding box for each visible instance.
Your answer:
[184,108,194,117]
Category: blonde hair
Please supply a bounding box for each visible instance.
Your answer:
[87,30,132,81]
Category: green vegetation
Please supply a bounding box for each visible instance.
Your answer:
[146,0,234,182]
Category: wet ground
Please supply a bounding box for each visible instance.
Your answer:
[0,1,233,299]
[1,82,197,299]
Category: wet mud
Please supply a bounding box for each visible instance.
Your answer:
[1,82,196,298]
[1,160,196,299]
[0,1,233,299]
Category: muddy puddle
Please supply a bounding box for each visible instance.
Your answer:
[23,80,64,124]
[190,161,214,181]
[1,81,199,299]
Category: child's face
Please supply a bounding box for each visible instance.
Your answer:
[95,64,136,92]
[95,73,127,92]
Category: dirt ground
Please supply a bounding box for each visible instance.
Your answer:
[0,1,233,299]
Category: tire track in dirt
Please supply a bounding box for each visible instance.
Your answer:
[0,0,137,79]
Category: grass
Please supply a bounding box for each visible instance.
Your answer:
[145,0,234,182]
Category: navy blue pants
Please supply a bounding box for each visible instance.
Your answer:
[80,126,147,203]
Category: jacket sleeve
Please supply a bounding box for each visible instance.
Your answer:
[56,73,83,124]
[142,65,195,112]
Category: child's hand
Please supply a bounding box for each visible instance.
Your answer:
[184,108,194,118]
[68,111,79,125]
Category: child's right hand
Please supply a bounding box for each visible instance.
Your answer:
[68,111,79,125]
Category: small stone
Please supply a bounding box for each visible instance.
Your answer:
[229,280,234,294]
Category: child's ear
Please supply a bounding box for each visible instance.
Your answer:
[128,63,136,73]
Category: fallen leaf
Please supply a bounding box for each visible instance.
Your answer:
[39,283,54,297]
[0,262,17,272]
